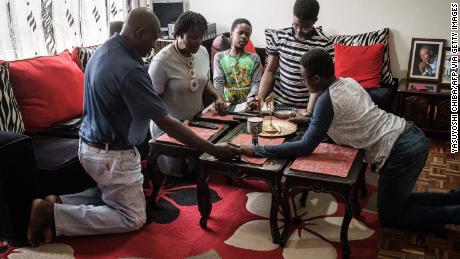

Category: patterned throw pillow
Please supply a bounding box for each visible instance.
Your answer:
[0,62,25,133]
[330,28,394,85]
[71,45,99,71]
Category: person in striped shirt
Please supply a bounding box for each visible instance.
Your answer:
[249,0,334,114]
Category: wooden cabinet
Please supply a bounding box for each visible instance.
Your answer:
[397,80,451,134]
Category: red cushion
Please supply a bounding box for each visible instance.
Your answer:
[9,50,84,132]
[244,40,256,54]
[334,43,384,89]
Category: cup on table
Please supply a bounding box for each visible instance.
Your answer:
[247,117,263,145]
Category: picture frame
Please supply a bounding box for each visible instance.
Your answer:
[407,38,445,82]
[441,47,459,85]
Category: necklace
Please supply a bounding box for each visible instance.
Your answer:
[175,41,194,67]
[174,41,198,92]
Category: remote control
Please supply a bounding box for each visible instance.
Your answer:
[233,114,250,121]
[188,121,219,129]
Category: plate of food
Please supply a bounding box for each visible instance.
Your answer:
[259,119,297,137]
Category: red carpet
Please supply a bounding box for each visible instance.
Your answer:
[1,172,381,259]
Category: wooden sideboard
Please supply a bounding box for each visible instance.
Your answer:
[397,79,451,134]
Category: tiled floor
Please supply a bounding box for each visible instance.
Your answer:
[377,138,460,259]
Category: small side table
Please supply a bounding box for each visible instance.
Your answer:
[279,150,366,259]
[197,123,290,244]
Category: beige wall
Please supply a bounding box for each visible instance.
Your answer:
[188,0,452,79]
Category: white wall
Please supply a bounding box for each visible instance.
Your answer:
[188,0,452,79]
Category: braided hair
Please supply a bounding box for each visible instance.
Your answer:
[173,11,208,37]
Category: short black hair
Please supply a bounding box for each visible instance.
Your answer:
[293,0,320,20]
[231,18,252,32]
[173,11,208,37]
[300,48,334,78]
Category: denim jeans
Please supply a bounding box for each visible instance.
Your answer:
[54,141,146,236]
[378,124,460,229]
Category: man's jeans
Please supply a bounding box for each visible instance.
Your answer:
[54,141,146,236]
[378,124,460,229]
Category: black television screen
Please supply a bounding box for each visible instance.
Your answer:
[152,2,184,30]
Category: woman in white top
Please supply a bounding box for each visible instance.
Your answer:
[149,11,225,177]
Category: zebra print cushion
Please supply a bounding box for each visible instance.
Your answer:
[72,45,99,71]
[0,62,25,133]
[330,28,394,85]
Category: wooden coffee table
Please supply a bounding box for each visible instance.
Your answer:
[147,122,231,210]
[197,123,292,244]
[279,149,367,259]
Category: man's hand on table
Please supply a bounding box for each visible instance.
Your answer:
[239,144,256,156]
[211,142,241,161]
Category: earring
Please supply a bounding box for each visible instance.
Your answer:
[178,39,186,49]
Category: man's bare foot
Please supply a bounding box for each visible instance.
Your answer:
[27,199,54,247]
[41,195,61,244]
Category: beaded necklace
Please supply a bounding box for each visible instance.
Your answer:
[174,41,198,92]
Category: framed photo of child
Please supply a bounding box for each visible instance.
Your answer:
[407,38,445,82]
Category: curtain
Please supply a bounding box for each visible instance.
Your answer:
[125,0,150,13]
[0,0,127,60]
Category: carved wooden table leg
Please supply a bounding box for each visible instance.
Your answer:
[300,190,309,207]
[358,163,368,197]
[225,175,234,185]
[279,185,292,247]
[353,189,362,217]
[353,181,362,217]
[340,189,354,259]
[197,165,211,228]
[270,176,281,244]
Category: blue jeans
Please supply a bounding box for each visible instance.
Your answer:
[378,124,460,229]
